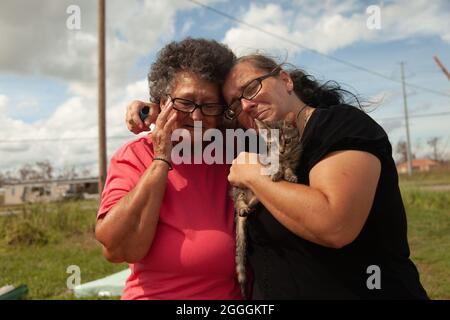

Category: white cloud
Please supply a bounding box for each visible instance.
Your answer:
[17,98,40,110]
[0,95,34,164]
[222,4,298,56]
[0,95,8,114]
[378,119,403,134]
[0,78,151,174]
[180,18,194,36]
[370,90,397,107]
[0,0,221,174]
[223,0,450,56]
[0,0,215,96]
[0,0,96,83]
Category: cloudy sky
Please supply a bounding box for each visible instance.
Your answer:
[1,0,450,176]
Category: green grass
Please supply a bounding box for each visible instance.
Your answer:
[0,200,127,300]
[401,189,450,300]
[399,168,450,299]
[399,165,450,189]
[0,175,449,299]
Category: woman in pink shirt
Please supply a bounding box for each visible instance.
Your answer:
[95,38,241,300]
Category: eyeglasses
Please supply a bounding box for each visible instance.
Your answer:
[224,67,280,120]
[168,94,227,116]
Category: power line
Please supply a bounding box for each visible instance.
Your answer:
[1,110,450,144]
[187,0,450,98]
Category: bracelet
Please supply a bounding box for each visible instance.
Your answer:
[153,157,173,171]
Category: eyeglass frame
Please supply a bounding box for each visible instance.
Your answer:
[167,94,228,116]
[225,67,281,120]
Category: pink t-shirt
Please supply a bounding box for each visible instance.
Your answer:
[97,135,241,300]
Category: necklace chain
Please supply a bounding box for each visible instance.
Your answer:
[296,105,309,139]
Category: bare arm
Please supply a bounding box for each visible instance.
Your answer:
[228,150,381,248]
[95,160,170,263]
[96,100,177,263]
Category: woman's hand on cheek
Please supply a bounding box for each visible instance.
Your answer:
[228,152,263,188]
[152,100,177,159]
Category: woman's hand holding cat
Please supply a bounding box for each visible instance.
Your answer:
[228,152,264,189]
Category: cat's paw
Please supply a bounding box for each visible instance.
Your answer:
[271,171,284,182]
[286,174,298,183]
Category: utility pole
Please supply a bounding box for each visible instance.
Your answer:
[98,0,106,195]
[433,55,450,82]
[400,62,413,176]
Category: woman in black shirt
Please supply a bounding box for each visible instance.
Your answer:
[224,54,428,299]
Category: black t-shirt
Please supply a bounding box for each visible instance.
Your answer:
[247,104,429,299]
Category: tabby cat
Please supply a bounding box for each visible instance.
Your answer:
[231,113,303,299]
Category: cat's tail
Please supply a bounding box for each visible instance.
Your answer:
[236,214,248,299]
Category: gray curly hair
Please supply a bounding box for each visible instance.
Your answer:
[148,38,236,104]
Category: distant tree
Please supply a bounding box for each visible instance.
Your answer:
[16,161,55,181]
[36,160,54,180]
[427,137,442,162]
[58,166,79,180]
[396,140,408,164]
[19,164,39,181]
[81,168,91,178]
[396,140,416,164]
[0,171,15,184]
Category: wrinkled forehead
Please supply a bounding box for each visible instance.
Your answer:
[223,62,266,99]
[171,71,221,100]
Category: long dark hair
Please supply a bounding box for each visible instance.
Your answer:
[235,54,364,109]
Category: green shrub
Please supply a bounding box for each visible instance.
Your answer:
[4,220,49,246]
[0,200,97,247]
[402,189,450,212]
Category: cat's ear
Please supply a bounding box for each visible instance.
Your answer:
[284,112,297,127]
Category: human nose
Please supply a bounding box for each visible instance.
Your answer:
[241,98,257,113]
[190,107,204,121]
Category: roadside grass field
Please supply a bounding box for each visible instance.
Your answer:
[0,169,449,299]
[0,200,127,299]
[399,168,450,299]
